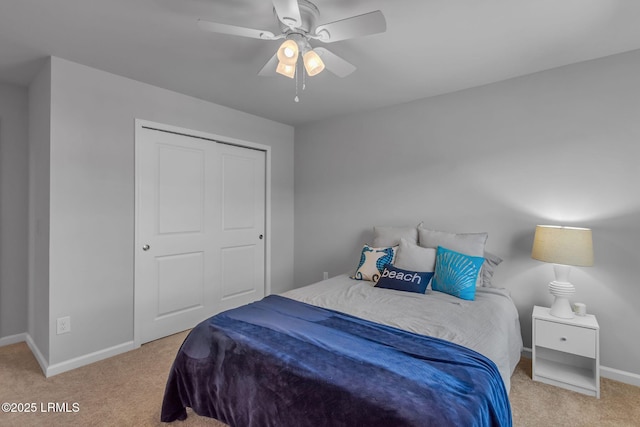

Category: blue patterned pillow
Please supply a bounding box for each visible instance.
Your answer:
[375,264,433,294]
[351,245,396,282]
[432,246,485,301]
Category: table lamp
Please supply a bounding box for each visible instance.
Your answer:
[531,225,594,318]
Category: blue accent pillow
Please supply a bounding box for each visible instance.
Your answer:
[432,246,485,301]
[351,245,397,282]
[375,264,433,294]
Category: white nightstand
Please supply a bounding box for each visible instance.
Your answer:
[532,305,600,398]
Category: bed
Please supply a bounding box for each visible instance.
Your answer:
[162,275,522,426]
[161,274,522,426]
[282,274,523,392]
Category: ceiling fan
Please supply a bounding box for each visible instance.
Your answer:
[197,0,386,80]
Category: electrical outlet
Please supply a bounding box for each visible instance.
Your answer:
[323,272,329,280]
[57,316,71,335]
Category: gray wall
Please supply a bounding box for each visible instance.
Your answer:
[3,48,638,379]
[37,57,294,367]
[294,49,640,376]
[0,83,29,340]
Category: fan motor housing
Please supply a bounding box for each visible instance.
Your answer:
[277,0,319,35]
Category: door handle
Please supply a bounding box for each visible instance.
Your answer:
[142,244,150,251]
[259,234,263,240]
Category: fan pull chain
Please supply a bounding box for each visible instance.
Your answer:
[302,66,306,91]
[293,61,308,103]
[294,59,300,103]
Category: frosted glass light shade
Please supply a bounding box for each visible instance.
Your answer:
[277,40,299,66]
[276,61,295,78]
[303,50,325,76]
[531,225,594,266]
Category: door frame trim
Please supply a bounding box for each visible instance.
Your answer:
[133,119,272,348]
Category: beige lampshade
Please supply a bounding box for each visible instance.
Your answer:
[531,225,594,267]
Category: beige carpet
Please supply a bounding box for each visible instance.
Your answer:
[1,331,639,426]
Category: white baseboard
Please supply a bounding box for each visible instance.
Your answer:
[25,334,49,375]
[0,333,28,347]
[3,333,136,377]
[600,366,640,388]
[522,347,640,388]
[46,340,136,377]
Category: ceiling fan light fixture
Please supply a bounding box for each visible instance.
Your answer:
[303,49,325,76]
[277,39,299,66]
[198,2,387,82]
[276,61,296,78]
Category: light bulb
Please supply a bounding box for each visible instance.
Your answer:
[277,40,298,66]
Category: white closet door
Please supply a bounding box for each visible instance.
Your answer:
[135,126,265,344]
[217,143,266,311]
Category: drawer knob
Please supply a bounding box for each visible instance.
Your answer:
[560,336,568,342]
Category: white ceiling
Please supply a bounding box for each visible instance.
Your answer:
[2,0,640,126]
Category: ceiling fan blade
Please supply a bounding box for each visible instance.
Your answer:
[197,19,279,40]
[314,11,386,43]
[272,0,302,29]
[315,47,356,78]
[258,53,279,76]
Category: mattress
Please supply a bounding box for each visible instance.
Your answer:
[282,274,523,391]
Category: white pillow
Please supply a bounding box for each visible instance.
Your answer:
[394,238,436,272]
[417,226,487,256]
[481,251,503,287]
[372,226,418,247]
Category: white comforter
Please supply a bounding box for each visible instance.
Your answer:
[281,274,523,392]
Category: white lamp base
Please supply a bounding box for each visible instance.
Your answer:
[548,264,575,319]
[549,292,575,318]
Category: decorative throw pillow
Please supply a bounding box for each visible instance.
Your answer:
[418,226,489,288]
[351,245,397,282]
[481,251,503,287]
[432,246,485,301]
[373,226,419,247]
[393,238,437,272]
[375,264,433,294]
[417,226,488,256]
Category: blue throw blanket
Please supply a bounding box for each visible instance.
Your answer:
[161,295,511,426]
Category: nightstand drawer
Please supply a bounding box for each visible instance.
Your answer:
[535,319,596,358]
